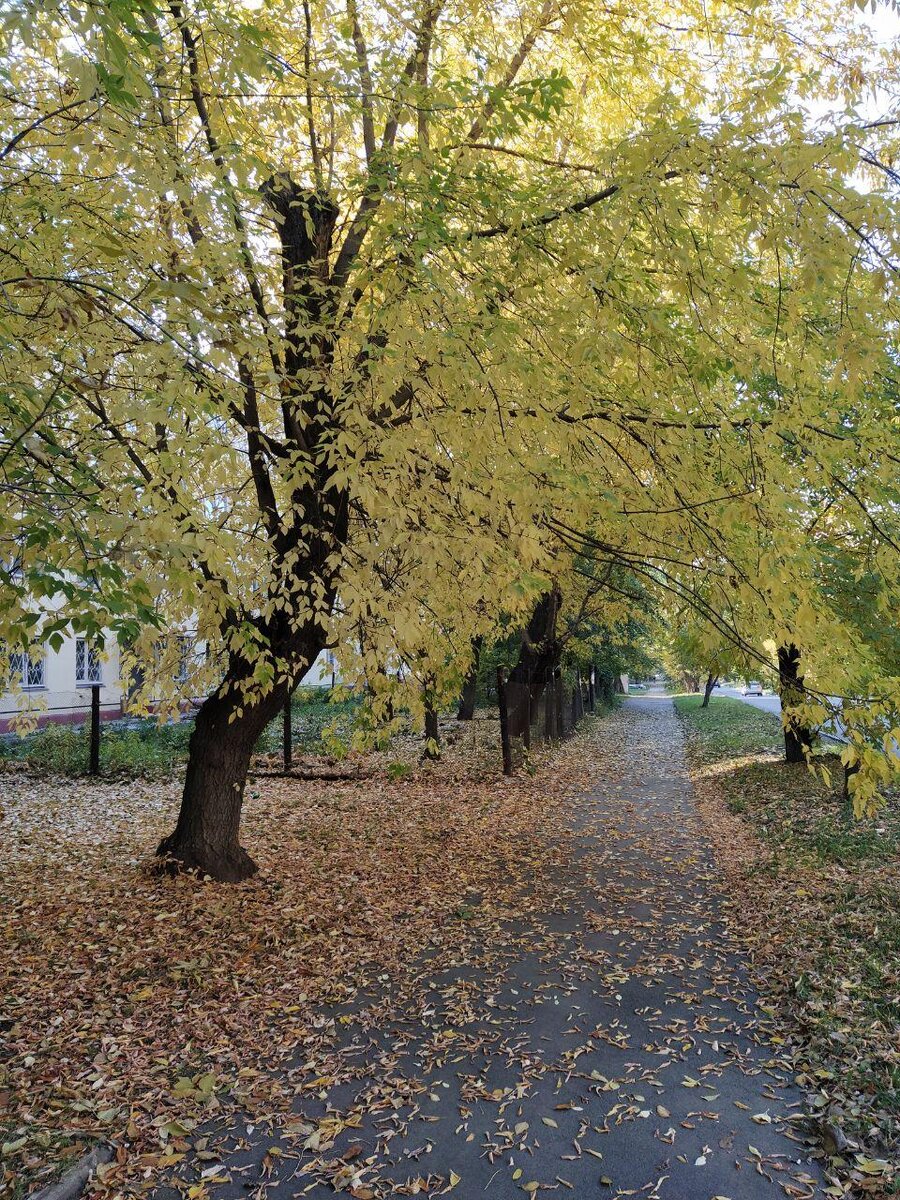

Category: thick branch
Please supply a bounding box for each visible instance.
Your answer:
[465,0,555,144]
[347,0,376,163]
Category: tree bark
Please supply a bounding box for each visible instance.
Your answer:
[506,587,563,736]
[457,635,483,720]
[157,626,327,881]
[777,643,813,763]
[423,694,441,759]
[156,687,281,881]
[701,672,717,708]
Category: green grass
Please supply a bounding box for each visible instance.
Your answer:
[674,693,900,867]
[675,692,900,1169]
[0,719,193,776]
[0,687,365,776]
[256,690,364,757]
[673,693,783,758]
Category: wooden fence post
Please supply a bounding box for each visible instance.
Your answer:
[523,688,531,752]
[89,684,101,776]
[497,666,513,775]
[555,670,563,739]
[283,694,292,770]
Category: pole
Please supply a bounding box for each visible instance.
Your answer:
[283,695,292,771]
[497,666,513,776]
[89,684,101,776]
[523,688,531,752]
[588,666,595,713]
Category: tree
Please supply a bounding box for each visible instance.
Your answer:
[777,643,813,763]
[456,637,483,722]
[662,615,754,706]
[2,0,899,879]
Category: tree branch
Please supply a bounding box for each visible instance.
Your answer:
[346,0,376,164]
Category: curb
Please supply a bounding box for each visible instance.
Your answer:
[30,1144,116,1200]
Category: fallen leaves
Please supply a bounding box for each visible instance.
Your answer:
[677,702,900,1198]
[0,723,600,1195]
[1,700,848,1200]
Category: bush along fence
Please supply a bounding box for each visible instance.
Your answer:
[496,665,595,775]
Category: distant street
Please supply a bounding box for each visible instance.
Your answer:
[715,685,847,743]
[716,684,782,716]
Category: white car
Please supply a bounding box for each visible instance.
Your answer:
[742,681,764,696]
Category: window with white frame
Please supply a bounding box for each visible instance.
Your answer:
[8,646,45,688]
[75,638,102,685]
[176,635,193,683]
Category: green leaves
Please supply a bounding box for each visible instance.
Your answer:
[0,0,896,801]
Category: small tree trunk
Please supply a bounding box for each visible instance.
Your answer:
[497,666,512,775]
[282,694,293,770]
[423,694,441,760]
[597,671,616,703]
[457,636,483,721]
[701,673,717,708]
[777,643,813,763]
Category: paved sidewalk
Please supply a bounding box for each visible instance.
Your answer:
[155,700,824,1200]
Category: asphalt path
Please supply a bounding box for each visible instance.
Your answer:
[153,699,826,1200]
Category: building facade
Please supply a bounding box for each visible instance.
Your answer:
[0,635,342,732]
[0,635,123,732]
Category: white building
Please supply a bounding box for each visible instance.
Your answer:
[0,636,343,732]
[0,635,124,732]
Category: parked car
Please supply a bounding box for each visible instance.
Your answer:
[742,681,764,696]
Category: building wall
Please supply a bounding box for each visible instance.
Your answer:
[0,636,123,731]
[305,649,344,688]
[1,637,344,732]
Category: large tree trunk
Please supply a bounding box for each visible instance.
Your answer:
[457,636,483,721]
[157,628,327,881]
[506,587,563,736]
[777,643,813,763]
[701,672,717,708]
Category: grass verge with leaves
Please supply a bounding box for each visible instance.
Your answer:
[674,694,900,1197]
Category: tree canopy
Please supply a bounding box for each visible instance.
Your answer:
[1,0,899,875]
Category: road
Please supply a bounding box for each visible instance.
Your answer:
[716,685,782,717]
[715,686,847,743]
